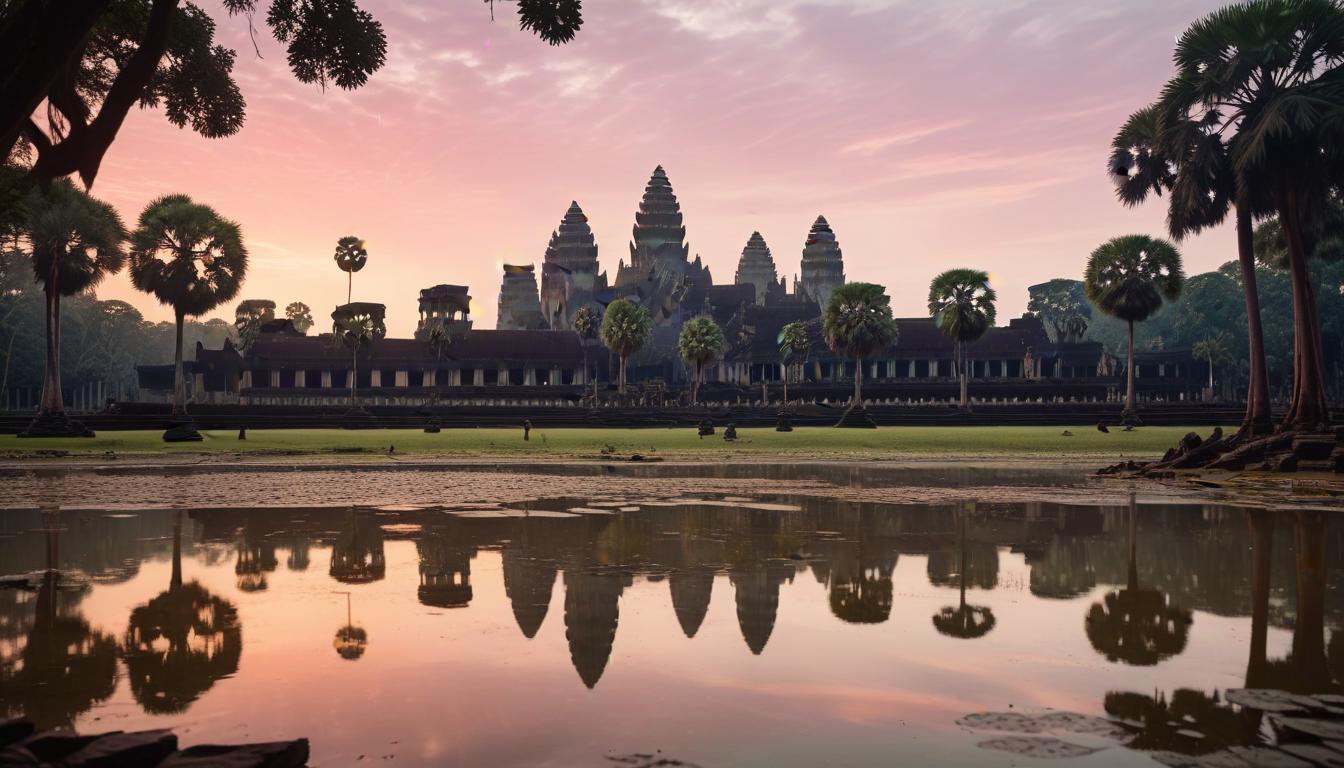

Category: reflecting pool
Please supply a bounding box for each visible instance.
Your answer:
[0,487,1340,766]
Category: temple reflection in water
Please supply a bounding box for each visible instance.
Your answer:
[0,495,1340,745]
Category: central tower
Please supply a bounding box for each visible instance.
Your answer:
[614,165,709,328]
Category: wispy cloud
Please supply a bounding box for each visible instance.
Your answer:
[838,120,970,156]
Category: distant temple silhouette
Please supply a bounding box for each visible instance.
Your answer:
[138,164,1209,405]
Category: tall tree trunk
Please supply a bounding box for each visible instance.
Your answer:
[0,326,16,406]
[1124,319,1136,418]
[172,308,185,415]
[959,341,968,409]
[38,276,62,415]
[853,356,862,405]
[782,361,788,405]
[692,361,700,405]
[1281,186,1331,430]
[1236,198,1272,435]
[619,354,626,394]
[350,342,358,408]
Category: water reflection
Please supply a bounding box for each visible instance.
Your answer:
[1095,507,1343,760]
[124,514,241,714]
[931,507,996,639]
[0,494,1340,765]
[0,512,117,730]
[1084,494,1192,666]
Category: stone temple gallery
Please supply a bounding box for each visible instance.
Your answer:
[138,166,1206,407]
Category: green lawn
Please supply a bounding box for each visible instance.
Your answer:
[0,425,1209,461]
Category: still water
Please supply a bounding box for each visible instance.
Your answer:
[0,484,1340,766]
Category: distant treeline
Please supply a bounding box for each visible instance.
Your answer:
[0,260,234,401]
[1080,259,1344,400]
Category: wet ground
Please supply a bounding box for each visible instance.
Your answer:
[0,462,1340,766]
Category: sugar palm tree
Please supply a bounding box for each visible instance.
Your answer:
[599,298,651,394]
[284,301,313,334]
[928,269,997,409]
[233,298,275,355]
[778,320,809,405]
[822,282,898,406]
[129,194,247,437]
[334,236,368,304]
[1084,235,1183,421]
[678,316,724,405]
[1192,334,1233,394]
[20,179,125,437]
[20,177,125,435]
[1110,100,1273,435]
[331,302,386,410]
[1157,0,1344,431]
[572,305,598,386]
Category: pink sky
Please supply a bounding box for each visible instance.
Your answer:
[90,0,1236,337]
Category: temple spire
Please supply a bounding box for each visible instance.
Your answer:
[734,231,778,305]
[799,214,845,310]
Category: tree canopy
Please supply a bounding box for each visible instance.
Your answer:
[1084,235,1184,324]
[822,282,897,361]
[3,0,583,189]
[129,194,246,317]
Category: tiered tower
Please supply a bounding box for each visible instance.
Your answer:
[733,231,778,305]
[540,201,606,331]
[799,215,845,310]
[614,166,711,327]
[415,284,472,342]
[496,264,547,330]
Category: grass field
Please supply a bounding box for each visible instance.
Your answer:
[0,425,1210,462]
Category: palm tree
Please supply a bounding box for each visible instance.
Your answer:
[678,316,724,405]
[1110,100,1273,435]
[599,298,651,394]
[822,282,898,406]
[778,320,809,405]
[333,236,368,304]
[233,298,275,355]
[284,301,313,334]
[1084,235,1183,421]
[1192,334,1233,394]
[928,269,997,409]
[572,306,598,387]
[129,194,247,437]
[331,302,386,410]
[1157,0,1344,431]
[19,179,125,437]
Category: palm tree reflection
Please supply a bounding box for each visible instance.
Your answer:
[0,511,117,730]
[1085,494,1191,665]
[1100,508,1339,760]
[333,592,368,661]
[123,513,242,714]
[931,507,996,639]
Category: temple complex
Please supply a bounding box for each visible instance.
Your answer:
[734,231,784,305]
[142,163,1207,407]
[496,265,546,331]
[799,215,846,310]
[540,201,607,331]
